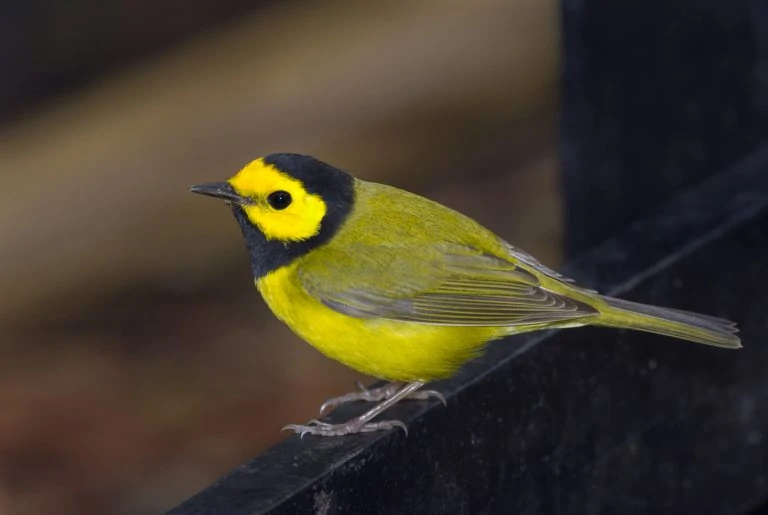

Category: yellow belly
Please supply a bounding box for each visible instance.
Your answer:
[256,264,509,382]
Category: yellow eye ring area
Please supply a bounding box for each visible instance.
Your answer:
[228,159,328,242]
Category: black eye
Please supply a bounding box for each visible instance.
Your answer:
[267,190,292,210]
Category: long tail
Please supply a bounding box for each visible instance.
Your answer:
[594,296,741,349]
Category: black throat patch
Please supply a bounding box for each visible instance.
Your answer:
[232,154,355,279]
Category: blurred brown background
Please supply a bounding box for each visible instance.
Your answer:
[0,1,561,513]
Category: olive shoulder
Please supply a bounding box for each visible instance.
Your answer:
[336,179,507,252]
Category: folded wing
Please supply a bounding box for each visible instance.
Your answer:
[299,243,597,327]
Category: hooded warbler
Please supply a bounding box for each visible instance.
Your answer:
[190,153,741,437]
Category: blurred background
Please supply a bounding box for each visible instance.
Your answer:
[0,1,561,513]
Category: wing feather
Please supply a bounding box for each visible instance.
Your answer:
[299,242,597,327]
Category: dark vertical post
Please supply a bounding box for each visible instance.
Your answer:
[561,0,768,256]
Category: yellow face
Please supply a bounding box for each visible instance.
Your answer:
[228,158,327,241]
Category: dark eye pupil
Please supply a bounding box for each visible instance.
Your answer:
[267,190,292,210]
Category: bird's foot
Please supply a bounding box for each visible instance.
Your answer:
[282,417,408,438]
[319,381,446,416]
[283,381,428,438]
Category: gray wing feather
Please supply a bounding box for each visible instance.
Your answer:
[300,243,597,327]
[504,242,598,293]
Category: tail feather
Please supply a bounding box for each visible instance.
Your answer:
[596,296,741,349]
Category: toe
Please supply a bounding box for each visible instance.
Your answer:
[360,419,408,436]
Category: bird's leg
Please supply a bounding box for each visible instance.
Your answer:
[283,381,430,437]
[318,380,446,416]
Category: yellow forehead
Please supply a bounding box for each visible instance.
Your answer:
[227,158,327,242]
[228,158,305,198]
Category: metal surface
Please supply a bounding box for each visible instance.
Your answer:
[561,0,768,255]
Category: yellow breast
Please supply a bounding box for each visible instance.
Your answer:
[256,263,508,382]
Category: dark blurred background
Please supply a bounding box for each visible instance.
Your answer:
[0,1,561,513]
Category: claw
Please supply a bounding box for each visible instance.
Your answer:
[282,424,315,439]
[318,399,338,417]
[414,389,447,407]
[378,419,408,436]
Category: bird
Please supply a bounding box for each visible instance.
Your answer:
[190,153,741,437]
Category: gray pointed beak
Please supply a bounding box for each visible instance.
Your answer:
[189,182,247,204]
